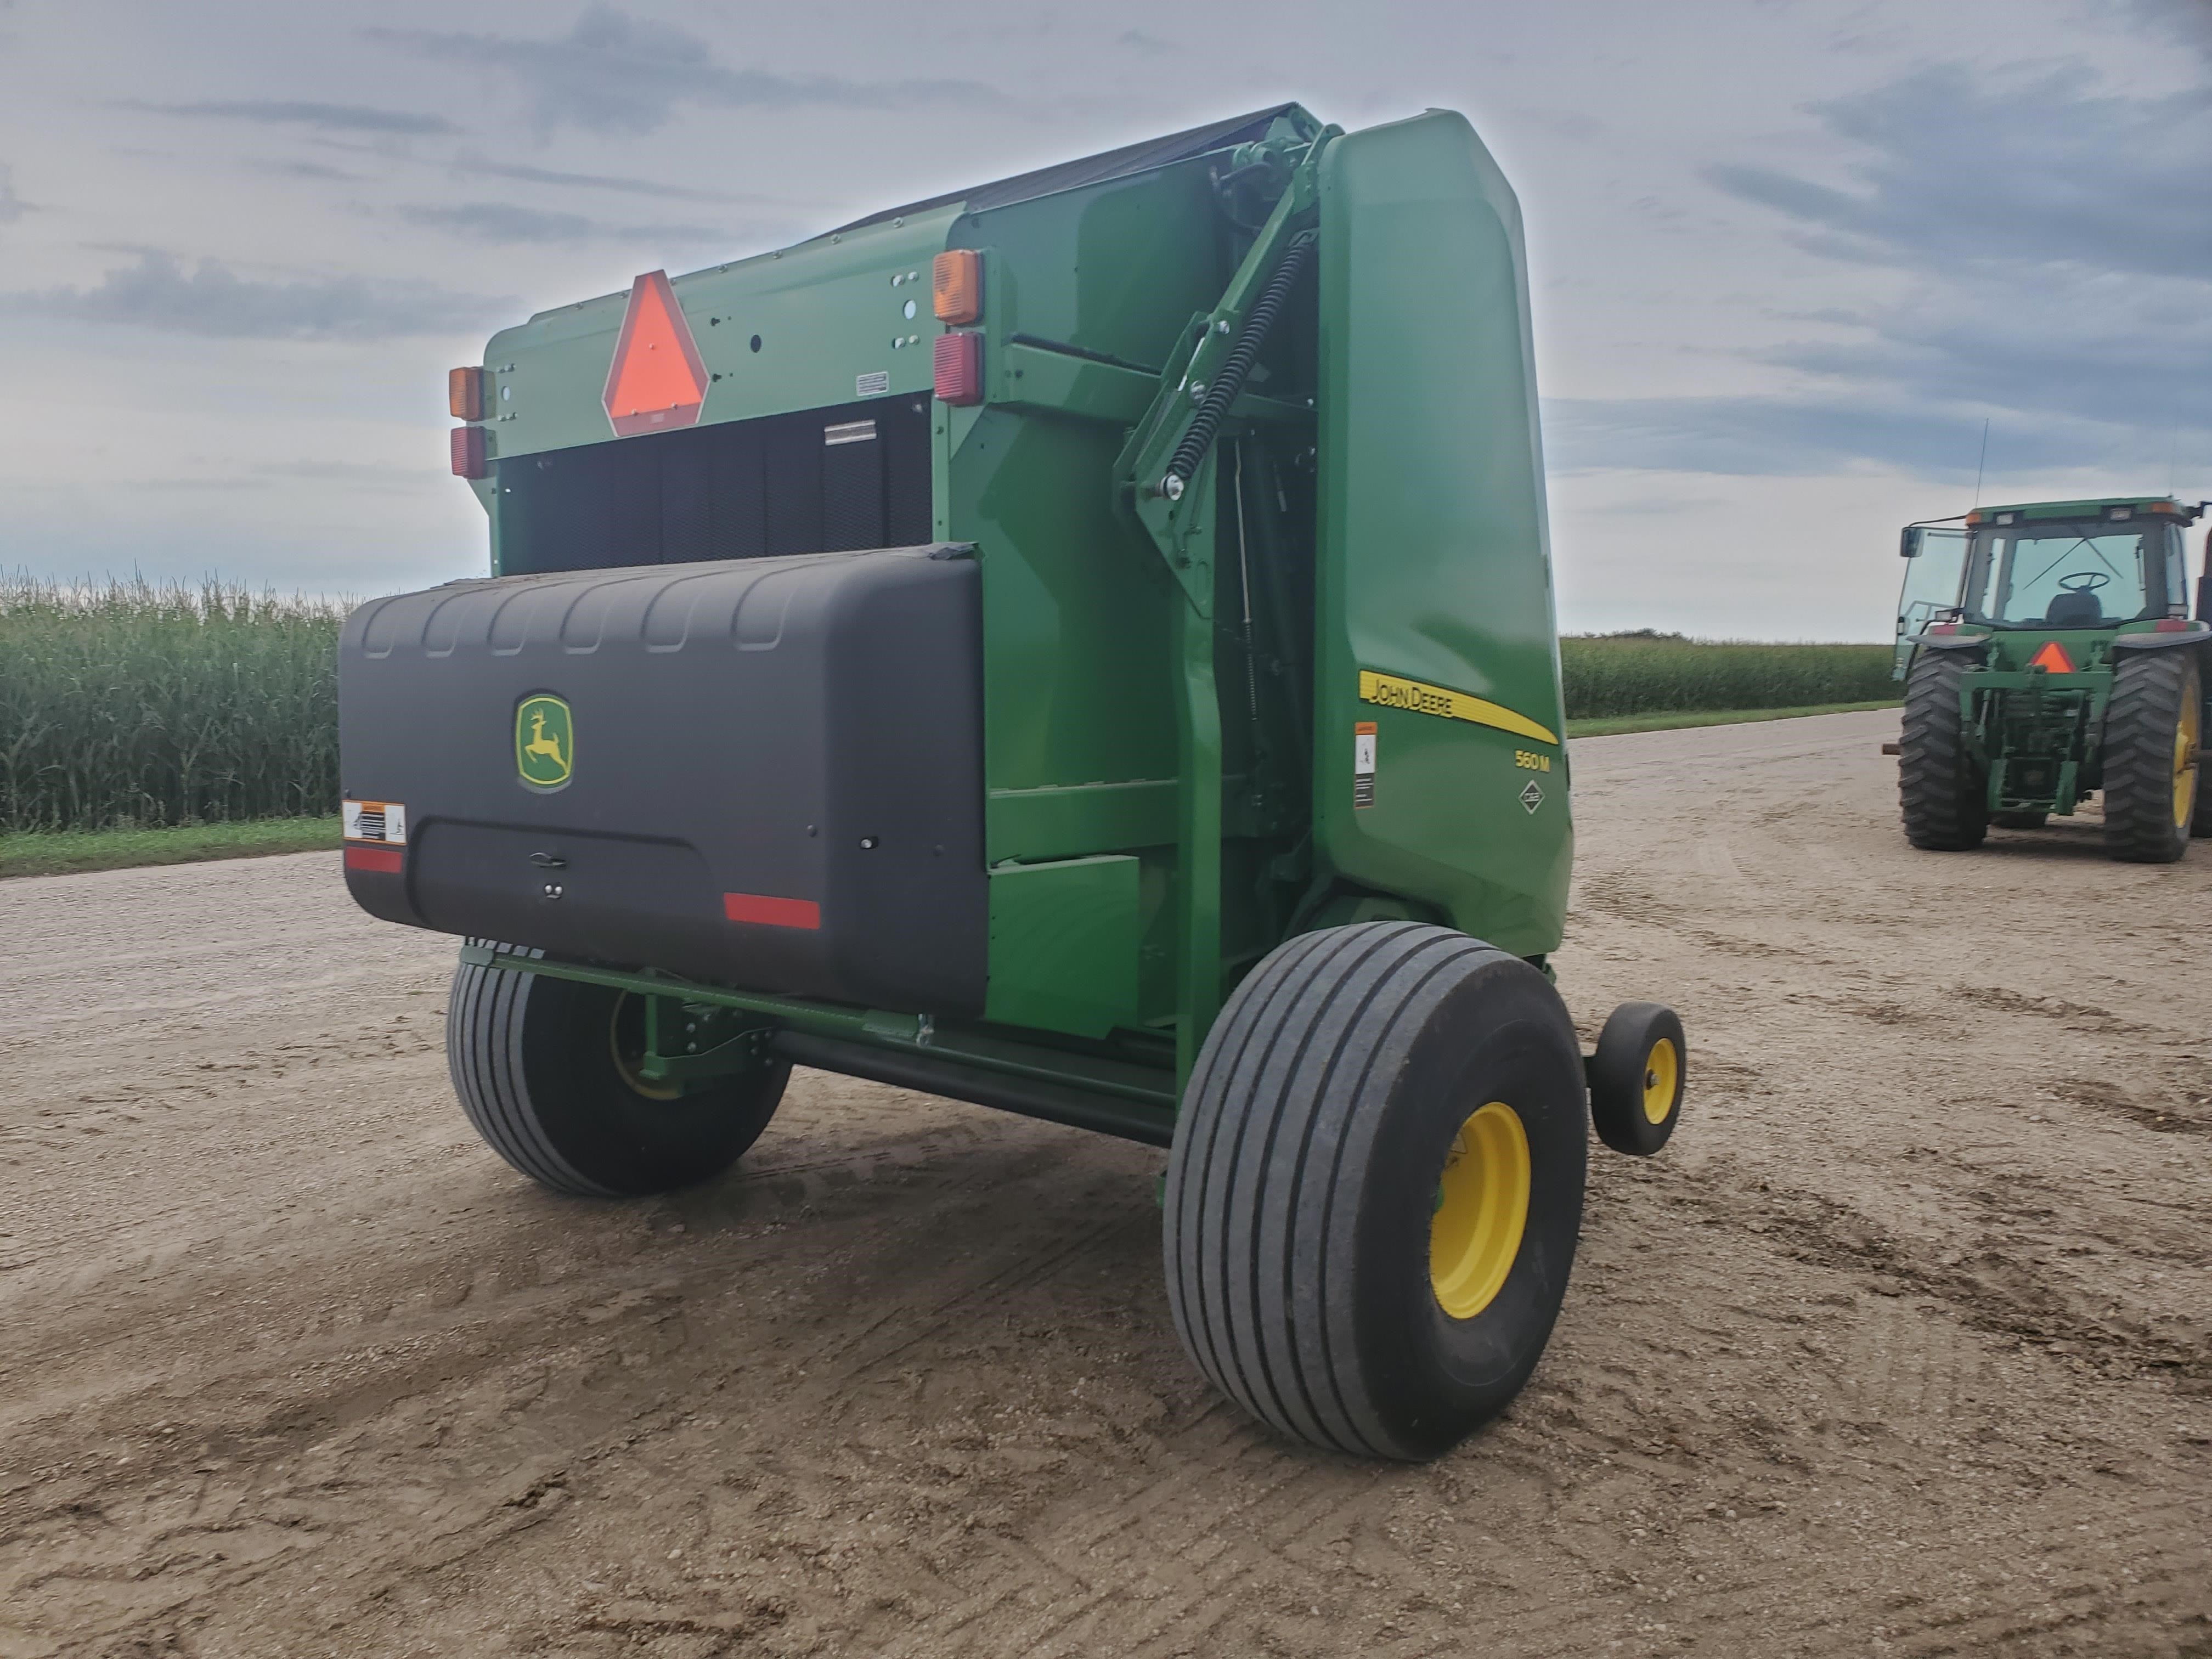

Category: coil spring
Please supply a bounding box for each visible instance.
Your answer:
[1163,229,1317,494]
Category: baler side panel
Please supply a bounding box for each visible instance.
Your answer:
[1312,111,1571,958]
[947,165,1245,1033]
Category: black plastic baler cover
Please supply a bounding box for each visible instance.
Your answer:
[338,546,985,1015]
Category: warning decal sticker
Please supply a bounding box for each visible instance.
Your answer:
[1358,669,1559,747]
[343,799,408,844]
[1519,780,1544,814]
[1354,722,1377,809]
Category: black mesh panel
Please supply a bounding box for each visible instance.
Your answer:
[494,396,932,575]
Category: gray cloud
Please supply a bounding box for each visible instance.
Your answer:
[1583,58,2212,481]
[396,200,730,247]
[365,4,1008,137]
[442,153,754,204]
[128,99,461,136]
[0,162,25,223]
[3,252,509,340]
[253,159,362,182]
[1543,396,2112,482]
[1706,66,2212,283]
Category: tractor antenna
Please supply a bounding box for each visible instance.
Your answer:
[1972,418,1990,511]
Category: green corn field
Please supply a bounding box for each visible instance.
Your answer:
[0,576,345,833]
[0,582,1896,834]
[1560,631,1896,719]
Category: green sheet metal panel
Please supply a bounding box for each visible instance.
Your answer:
[474,208,962,467]
[986,855,1141,1037]
[1312,111,1571,958]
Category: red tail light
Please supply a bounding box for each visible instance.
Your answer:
[934,331,983,406]
[451,425,488,479]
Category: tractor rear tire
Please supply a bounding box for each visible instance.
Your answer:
[2101,652,2199,864]
[1164,922,1587,1462]
[1898,652,1988,850]
[447,949,788,1197]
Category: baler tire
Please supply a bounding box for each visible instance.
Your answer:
[2101,652,2199,864]
[447,949,787,1198]
[1898,652,1987,850]
[1587,1002,1685,1157]
[1163,921,1587,1462]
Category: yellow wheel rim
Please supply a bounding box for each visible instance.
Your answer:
[609,994,684,1102]
[1429,1102,1531,1321]
[1641,1037,1680,1126]
[2173,693,2199,830]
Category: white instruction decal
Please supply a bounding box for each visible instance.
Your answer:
[343,799,407,844]
[1353,722,1376,809]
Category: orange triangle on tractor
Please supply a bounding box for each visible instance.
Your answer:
[602,270,709,436]
[2028,640,2076,674]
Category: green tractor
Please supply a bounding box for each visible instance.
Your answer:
[337,105,1687,1460]
[1892,497,2211,860]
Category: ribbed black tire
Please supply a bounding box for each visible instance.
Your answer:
[447,949,788,1198]
[2102,651,2199,864]
[1163,922,1588,1461]
[1898,651,1988,850]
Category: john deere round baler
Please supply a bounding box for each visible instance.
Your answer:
[339,105,1685,1460]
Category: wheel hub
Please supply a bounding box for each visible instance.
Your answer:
[1641,1037,1679,1125]
[1429,1101,1531,1319]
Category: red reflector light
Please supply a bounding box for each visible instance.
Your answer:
[345,845,404,874]
[603,269,709,436]
[2029,640,2075,673]
[723,892,821,930]
[2156,617,2191,631]
[450,425,488,479]
[1930,622,1958,635]
[448,365,484,421]
[934,331,983,405]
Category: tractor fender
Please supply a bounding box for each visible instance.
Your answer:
[1906,631,1990,652]
[2107,627,2212,653]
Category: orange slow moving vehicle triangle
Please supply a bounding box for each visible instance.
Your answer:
[2029,640,2076,674]
[602,270,709,436]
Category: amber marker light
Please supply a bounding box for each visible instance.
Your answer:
[933,250,982,325]
[449,365,485,421]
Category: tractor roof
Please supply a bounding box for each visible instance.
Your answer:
[1971,495,2195,523]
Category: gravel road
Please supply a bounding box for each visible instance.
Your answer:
[2,708,2206,1657]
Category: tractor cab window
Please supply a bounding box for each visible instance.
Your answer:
[1960,523,2165,630]
[1893,526,1970,676]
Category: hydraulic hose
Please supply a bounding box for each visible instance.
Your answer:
[1162,228,1316,496]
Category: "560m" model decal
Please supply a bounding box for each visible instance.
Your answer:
[1358,670,1559,748]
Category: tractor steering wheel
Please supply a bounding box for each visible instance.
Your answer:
[2057,571,2112,592]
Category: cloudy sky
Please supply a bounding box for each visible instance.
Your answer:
[0,0,2205,637]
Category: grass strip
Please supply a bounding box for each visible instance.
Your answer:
[1567,699,1900,738]
[0,816,339,879]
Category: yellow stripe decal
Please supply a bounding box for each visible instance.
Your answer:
[1358,670,1559,747]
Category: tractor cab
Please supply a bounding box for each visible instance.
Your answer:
[1895,498,2202,676]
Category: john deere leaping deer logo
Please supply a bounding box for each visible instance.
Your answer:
[515,694,574,789]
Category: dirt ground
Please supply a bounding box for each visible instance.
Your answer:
[2,708,2207,1658]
